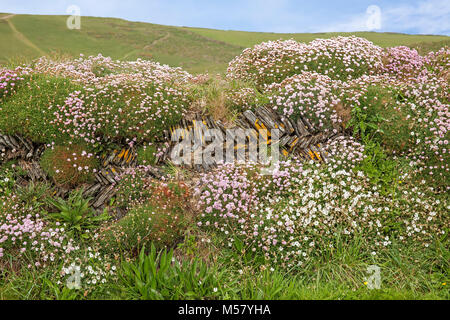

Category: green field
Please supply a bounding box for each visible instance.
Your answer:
[186,27,450,48]
[0,13,449,74]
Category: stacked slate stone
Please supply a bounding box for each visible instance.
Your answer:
[239,106,333,162]
[0,131,164,211]
[0,133,46,181]
[0,133,43,161]
[0,105,344,211]
[161,105,339,170]
[85,147,163,209]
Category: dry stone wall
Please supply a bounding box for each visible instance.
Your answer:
[0,105,345,210]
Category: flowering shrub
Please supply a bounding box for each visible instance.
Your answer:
[304,36,384,80]
[32,54,192,85]
[226,86,268,113]
[119,245,222,300]
[196,144,447,269]
[0,166,15,197]
[228,40,448,189]
[0,55,191,149]
[266,71,342,133]
[382,46,427,80]
[58,246,117,292]
[114,166,158,210]
[227,36,384,88]
[1,38,448,299]
[0,194,79,267]
[0,67,27,101]
[40,144,98,187]
[196,136,365,221]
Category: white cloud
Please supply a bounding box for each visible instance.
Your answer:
[384,0,450,34]
[313,0,450,35]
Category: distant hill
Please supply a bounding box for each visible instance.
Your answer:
[1,13,449,74]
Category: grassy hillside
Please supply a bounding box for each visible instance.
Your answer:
[1,13,449,74]
[186,27,450,48]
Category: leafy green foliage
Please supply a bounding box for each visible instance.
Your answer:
[15,181,53,206]
[119,245,221,300]
[46,189,110,240]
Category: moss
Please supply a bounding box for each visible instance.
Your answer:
[40,144,98,187]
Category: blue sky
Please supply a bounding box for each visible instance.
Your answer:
[1,0,449,35]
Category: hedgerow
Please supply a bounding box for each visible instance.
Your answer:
[0,38,448,299]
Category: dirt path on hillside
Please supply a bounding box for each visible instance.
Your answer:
[0,14,16,20]
[122,32,170,60]
[146,32,170,48]
[2,14,46,56]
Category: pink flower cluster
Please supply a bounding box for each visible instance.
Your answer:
[382,46,427,79]
[424,47,450,76]
[30,55,192,146]
[226,87,266,112]
[0,194,78,267]
[0,67,28,101]
[196,138,446,268]
[227,36,384,87]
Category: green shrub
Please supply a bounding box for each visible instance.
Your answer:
[0,73,83,144]
[101,181,191,254]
